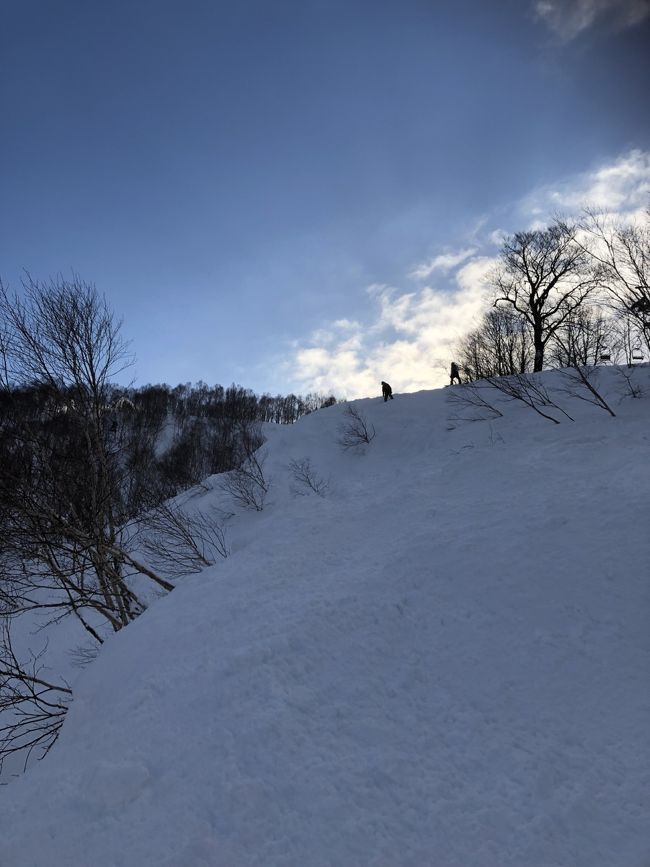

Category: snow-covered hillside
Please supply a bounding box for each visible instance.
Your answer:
[2,370,649,867]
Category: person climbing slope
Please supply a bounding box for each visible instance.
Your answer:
[450,362,462,385]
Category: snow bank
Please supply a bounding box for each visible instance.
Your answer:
[1,370,649,866]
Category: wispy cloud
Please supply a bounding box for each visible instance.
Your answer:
[409,247,477,281]
[280,149,649,399]
[534,0,650,41]
[522,148,650,219]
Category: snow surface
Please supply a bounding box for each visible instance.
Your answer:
[1,369,649,867]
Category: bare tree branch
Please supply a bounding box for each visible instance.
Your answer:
[484,373,574,424]
[337,404,376,450]
[0,620,72,773]
[288,458,330,497]
[140,502,229,578]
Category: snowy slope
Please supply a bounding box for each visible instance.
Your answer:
[1,370,649,867]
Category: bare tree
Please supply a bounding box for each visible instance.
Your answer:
[0,275,172,638]
[493,221,598,371]
[0,481,173,638]
[580,209,650,350]
[484,373,574,424]
[614,366,646,400]
[220,452,269,511]
[547,303,613,368]
[446,381,504,425]
[457,307,533,381]
[220,422,270,511]
[288,457,330,497]
[139,502,229,579]
[447,370,576,426]
[558,366,616,417]
[337,404,376,450]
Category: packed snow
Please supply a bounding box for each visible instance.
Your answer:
[1,369,649,867]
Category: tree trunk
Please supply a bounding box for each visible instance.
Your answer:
[533,325,544,372]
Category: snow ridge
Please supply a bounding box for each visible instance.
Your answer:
[1,371,649,867]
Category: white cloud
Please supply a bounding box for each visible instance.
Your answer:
[283,261,495,399]
[534,0,650,40]
[488,229,507,246]
[409,247,477,281]
[279,149,649,399]
[523,149,650,221]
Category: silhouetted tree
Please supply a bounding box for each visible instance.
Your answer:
[458,307,533,381]
[579,209,650,352]
[547,303,613,368]
[493,221,598,371]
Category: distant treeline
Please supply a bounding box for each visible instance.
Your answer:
[0,380,336,515]
[118,380,336,425]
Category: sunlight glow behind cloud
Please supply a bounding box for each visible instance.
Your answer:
[285,261,495,399]
[283,150,650,399]
[523,149,650,219]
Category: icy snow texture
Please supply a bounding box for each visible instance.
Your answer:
[1,370,649,866]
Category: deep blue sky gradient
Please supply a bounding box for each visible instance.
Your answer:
[1,1,649,390]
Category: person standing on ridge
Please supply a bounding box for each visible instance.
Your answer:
[381,381,394,402]
[450,362,462,385]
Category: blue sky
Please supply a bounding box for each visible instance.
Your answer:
[1,0,649,396]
